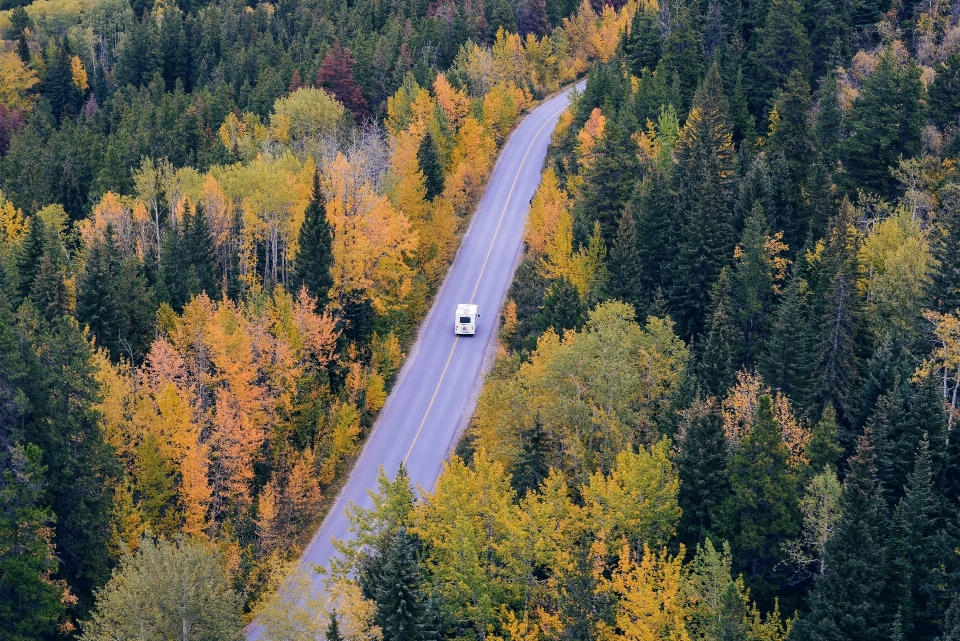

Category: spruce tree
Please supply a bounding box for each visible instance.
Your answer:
[536,277,585,334]
[660,8,705,115]
[327,611,344,641]
[760,261,813,403]
[677,396,729,548]
[16,215,46,303]
[633,167,674,308]
[843,46,925,197]
[624,9,662,76]
[511,413,551,498]
[670,63,736,339]
[791,431,891,641]
[731,201,776,364]
[933,196,960,313]
[575,116,640,247]
[814,71,844,166]
[368,527,436,641]
[77,227,122,358]
[607,206,643,312]
[28,255,70,322]
[294,172,334,311]
[929,54,960,129]
[183,202,218,297]
[417,131,444,201]
[805,404,844,475]
[747,0,812,117]
[696,268,740,398]
[517,0,550,37]
[717,395,799,606]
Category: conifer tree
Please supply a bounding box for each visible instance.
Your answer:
[933,197,960,313]
[670,64,736,338]
[929,54,960,129]
[607,206,643,312]
[294,172,334,311]
[511,413,551,498]
[29,255,70,322]
[677,396,729,548]
[77,227,122,357]
[16,215,46,303]
[660,8,705,114]
[417,131,444,201]
[843,46,925,197]
[327,611,344,641]
[747,0,812,116]
[317,41,369,121]
[633,168,674,308]
[731,201,777,363]
[364,527,436,641]
[183,202,218,297]
[717,395,799,605]
[624,9,662,76]
[696,268,740,398]
[575,116,640,246]
[809,0,851,77]
[814,71,844,165]
[517,0,550,37]
[761,262,813,403]
[805,404,844,475]
[536,277,585,334]
[791,431,891,641]
[17,32,29,64]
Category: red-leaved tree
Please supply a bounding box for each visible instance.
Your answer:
[316,41,369,121]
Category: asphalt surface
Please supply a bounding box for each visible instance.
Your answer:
[246,82,581,641]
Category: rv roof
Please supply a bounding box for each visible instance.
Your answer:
[456,303,477,315]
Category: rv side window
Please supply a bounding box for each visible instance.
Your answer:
[459,316,472,324]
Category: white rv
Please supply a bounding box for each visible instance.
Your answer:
[455,303,478,335]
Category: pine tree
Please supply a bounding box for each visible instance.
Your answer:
[697,268,740,398]
[294,172,334,311]
[677,396,729,548]
[183,202,218,297]
[791,432,891,641]
[933,198,960,313]
[417,131,444,201]
[670,64,737,338]
[805,404,844,475]
[0,439,68,640]
[624,9,662,76]
[517,0,550,37]
[929,54,960,129]
[809,0,851,78]
[607,206,643,312]
[536,277,585,334]
[633,167,674,309]
[77,227,122,358]
[731,201,777,363]
[843,46,925,198]
[747,0,812,117]
[28,255,70,322]
[761,261,813,403]
[511,413,551,498]
[17,32,30,64]
[660,8,705,115]
[43,42,82,123]
[317,41,369,121]
[15,216,47,304]
[327,611,344,641]
[366,527,436,641]
[717,395,799,606]
[809,200,862,426]
[888,436,941,641]
[815,71,844,165]
[575,116,640,247]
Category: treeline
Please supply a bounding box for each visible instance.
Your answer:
[306,0,960,639]
[0,0,636,636]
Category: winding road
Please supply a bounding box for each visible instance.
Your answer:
[247,81,581,641]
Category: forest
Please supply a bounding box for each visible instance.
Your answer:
[2,0,960,634]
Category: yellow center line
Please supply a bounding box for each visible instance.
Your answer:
[402,98,572,465]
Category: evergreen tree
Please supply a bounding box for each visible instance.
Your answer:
[809,201,862,426]
[363,527,436,641]
[575,115,640,247]
[809,0,851,78]
[317,41,369,121]
[17,32,29,63]
[729,67,758,146]
[624,9,662,76]
[933,197,960,313]
[510,413,551,498]
[606,206,643,311]
[929,54,960,129]
[536,277,585,334]
[696,268,740,398]
[805,404,844,475]
[633,167,674,309]
[0,438,68,640]
[517,0,550,37]
[183,202,218,297]
[888,436,941,641]
[327,611,344,641]
[670,64,737,338]
[417,131,444,201]
[43,42,83,123]
[77,227,122,357]
[814,71,844,165]
[766,71,814,246]
[791,432,891,641]
[717,395,799,606]
[731,201,776,363]
[843,46,925,197]
[677,396,729,548]
[761,261,813,403]
[29,255,70,322]
[660,8,705,115]
[294,172,334,311]
[15,216,46,304]
[746,0,812,117]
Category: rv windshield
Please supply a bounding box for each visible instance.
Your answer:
[459,316,472,324]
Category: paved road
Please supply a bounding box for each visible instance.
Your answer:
[247,82,581,640]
